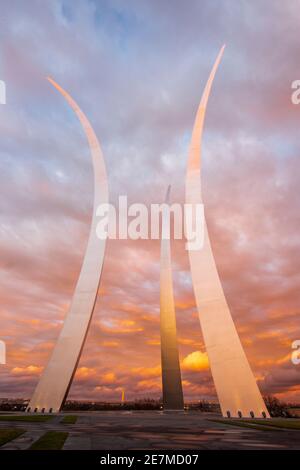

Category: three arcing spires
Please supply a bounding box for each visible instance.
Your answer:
[28,47,268,418]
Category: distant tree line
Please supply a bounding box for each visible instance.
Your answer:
[0,395,298,416]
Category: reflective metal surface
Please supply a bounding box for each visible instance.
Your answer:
[160,186,184,410]
[185,46,269,418]
[27,78,108,413]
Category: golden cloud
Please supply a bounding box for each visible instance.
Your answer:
[136,378,161,391]
[11,365,43,375]
[131,365,161,378]
[146,338,160,346]
[181,351,209,371]
[101,372,116,384]
[102,341,119,348]
[75,367,97,379]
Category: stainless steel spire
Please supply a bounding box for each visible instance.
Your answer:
[27,78,108,413]
[185,47,269,418]
[160,186,184,410]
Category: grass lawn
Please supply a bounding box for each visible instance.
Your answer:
[61,415,77,424]
[29,431,69,450]
[0,415,53,423]
[0,428,26,447]
[208,419,280,431]
[242,419,300,430]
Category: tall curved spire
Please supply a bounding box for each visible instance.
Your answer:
[160,186,184,410]
[27,78,108,413]
[185,47,269,418]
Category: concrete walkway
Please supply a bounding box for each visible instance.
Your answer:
[0,411,299,450]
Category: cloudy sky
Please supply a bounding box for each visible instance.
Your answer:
[0,0,300,403]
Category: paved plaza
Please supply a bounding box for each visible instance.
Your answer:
[0,411,300,450]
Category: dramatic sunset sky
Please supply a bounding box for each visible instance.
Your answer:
[0,0,300,403]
